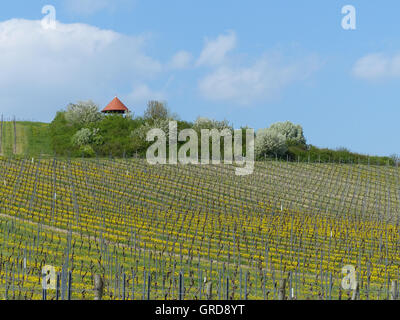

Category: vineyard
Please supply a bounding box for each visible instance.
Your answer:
[0,157,400,300]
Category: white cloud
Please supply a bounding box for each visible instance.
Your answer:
[168,51,192,70]
[0,18,162,120]
[127,84,166,105]
[352,53,400,80]
[198,54,321,105]
[196,31,236,67]
[64,0,132,15]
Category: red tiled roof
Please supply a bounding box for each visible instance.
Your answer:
[102,97,129,112]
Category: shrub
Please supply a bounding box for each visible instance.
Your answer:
[79,145,96,158]
[71,128,103,147]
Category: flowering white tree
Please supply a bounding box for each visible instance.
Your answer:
[255,128,287,159]
[65,100,103,126]
[193,117,232,131]
[269,121,306,145]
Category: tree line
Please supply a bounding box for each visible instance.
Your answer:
[49,100,397,165]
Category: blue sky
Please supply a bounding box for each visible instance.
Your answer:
[0,0,399,156]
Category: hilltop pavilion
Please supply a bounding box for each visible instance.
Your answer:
[101,97,129,114]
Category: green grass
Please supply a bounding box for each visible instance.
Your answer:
[20,121,52,156]
[1,122,14,156]
[0,121,51,157]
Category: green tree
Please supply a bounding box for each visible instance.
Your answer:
[94,114,145,157]
[49,111,80,156]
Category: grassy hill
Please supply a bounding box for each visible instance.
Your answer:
[0,121,52,157]
[0,158,399,300]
